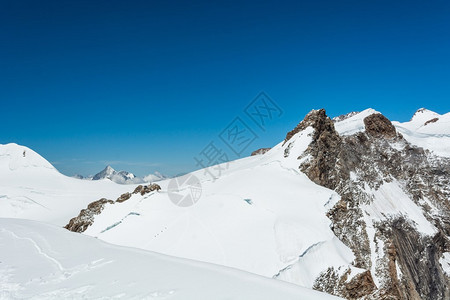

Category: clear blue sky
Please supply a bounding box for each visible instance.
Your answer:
[1,0,449,177]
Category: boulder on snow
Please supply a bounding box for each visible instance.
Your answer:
[424,117,439,126]
[116,192,132,203]
[140,183,161,195]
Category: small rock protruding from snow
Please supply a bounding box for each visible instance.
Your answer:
[251,148,271,156]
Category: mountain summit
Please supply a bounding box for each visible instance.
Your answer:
[92,165,145,184]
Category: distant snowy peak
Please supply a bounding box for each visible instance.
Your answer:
[92,165,116,180]
[92,165,144,184]
[392,108,450,157]
[0,143,56,173]
[396,108,450,133]
[143,171,169,182]
[74,167,168,184]
[410,108,441,123]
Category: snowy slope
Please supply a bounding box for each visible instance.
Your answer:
[80,127,355,289]
[392,108,450,157]
[0,218,340,300]
[0,143,131,226]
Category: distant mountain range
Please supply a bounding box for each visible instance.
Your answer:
[73,166,168,184]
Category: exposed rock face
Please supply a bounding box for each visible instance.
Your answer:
[293,109,343,190]
[333,111,360,123]
[313,268,376,299]
[133,183,161,196]
[65,184,161,233]
[251,148,271,156]
[65,198,114,232]
[139,183,161,195]
[284,109,450,299]
[424,117,439,126]
[363,113,397,139]
[116,192,132,203]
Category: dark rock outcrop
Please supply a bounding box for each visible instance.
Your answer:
[251,148,271,156]
[295,109,343,190]
[424,117,439,126]
[135,183,161,195]
[313,267,376,299]
[363,113,397,139]
[65,198,114,232]
[132,183,161,196]
[116,192,132,203]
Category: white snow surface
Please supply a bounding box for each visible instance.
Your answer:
[0,218,340,300]
[0,143,132,226]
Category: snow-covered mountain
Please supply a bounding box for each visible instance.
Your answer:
[2,107,449,299]
[392,108,450,158]
[64,108,450,299]
[91,165,145,184]
[0,144,338,299]
[143,171,169,182]
[74,166,169,184]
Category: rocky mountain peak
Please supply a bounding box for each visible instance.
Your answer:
[251,148,271,156]
[285,109,338,144]
[91,165,144,184]
[92,165,116,180]
[284,109,342,189]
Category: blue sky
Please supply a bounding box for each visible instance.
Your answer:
[1,0,449,177]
